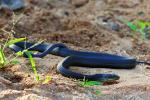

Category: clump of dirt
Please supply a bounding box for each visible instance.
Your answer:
[2,74,23,83]
[0,65,36,91]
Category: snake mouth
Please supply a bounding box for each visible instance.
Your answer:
[95,74,120,82]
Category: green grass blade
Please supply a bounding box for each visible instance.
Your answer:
[10,59,20,65]
[126,22,137,31]
[6,38,26,46]
[0,47,6,66]
[25,51,40,81]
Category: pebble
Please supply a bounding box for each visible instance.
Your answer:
[107,21,120,31]
[54,9,69,18]
[71,0,89,7]
[94,16,120,31]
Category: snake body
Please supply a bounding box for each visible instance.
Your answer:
[9,42,137,81]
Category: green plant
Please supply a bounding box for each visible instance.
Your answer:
[120,18,150,39]
[0,27,40,79]
[0,12,24,67]
[0,37,52,82]
[42,75,52,84]
[25,51,51,82]
[0,38,26,68]
[25,51,40,81]
[15,41,52,82]
[0,13,52,83]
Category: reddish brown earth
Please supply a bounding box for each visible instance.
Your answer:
[0,0,150,100]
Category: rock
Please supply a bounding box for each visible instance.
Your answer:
[53,9,70,18]
[48,0,70,6]
[119,39,133,51]
[0,18,7,28]
[0,0,25,10]
[0,82,8,91]
[130,0,142,6]
[49,0,70,3]
[118,0,142,8]
[107,21,120,31]
[94,16,120,31]
[0,89,24,100]
[55,92,93,100]
[16,94,50,100]
[71,0,89,7]
[0,76,12,85]
[125,92,150,100]
[95,0,106,11]
[102,18,120,31]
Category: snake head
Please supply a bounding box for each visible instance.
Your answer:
[93,74,120,82]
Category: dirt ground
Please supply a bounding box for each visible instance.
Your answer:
[0,0,150,100]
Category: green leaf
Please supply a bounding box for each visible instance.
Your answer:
[6,38,26,46]
[42,75,52,84]
[135,20,150,30]
[136,20,146,30]
[119,18,137,31]
[0,47,6,66]
[11,60,20,64]
[16,51,24,56]
[80,81,102,87]
[126,22,137,31]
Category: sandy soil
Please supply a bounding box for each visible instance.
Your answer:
[0,0,150,100]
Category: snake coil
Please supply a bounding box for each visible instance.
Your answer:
[9,42,138,81]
